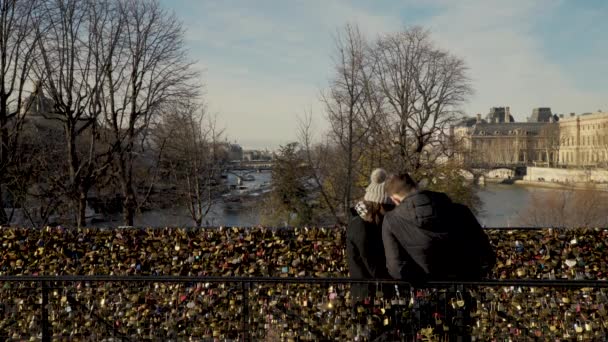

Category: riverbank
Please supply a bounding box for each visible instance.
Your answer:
[479,175,608,191]
[513,179,608,191]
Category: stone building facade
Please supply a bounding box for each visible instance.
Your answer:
[452,107,559,167]
[558,111,608,167]
[454,108,608,169]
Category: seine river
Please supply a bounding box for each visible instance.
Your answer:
[124,175,574,228]
[476,183,564,227]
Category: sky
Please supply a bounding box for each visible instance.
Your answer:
[160,0,608,150]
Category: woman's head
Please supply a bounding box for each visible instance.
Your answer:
[361,168,395,224]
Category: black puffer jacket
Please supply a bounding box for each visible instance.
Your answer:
[382,190,495,281]
[346,206,392,301]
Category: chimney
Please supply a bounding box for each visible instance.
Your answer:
[505,106,511,122]
[476,113,482,124]
[570,112,576,117]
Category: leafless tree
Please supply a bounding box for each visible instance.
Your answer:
[373,27,472,176]
[322,24,375,218]
[154,101,223,226]
[518,185,608,227]
[298,111,343,224]
[11,119,66,227]
[101,0,199,225]
[32,0,120,227]
[532,123,559,166]
[0,0,40,224]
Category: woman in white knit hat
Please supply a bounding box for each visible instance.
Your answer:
[346,168,396,336]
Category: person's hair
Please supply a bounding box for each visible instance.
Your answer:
[362,201,396,225]
[384,172,417,197]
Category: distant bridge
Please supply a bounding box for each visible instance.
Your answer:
[460,164,528,184]
[227,160,274,171]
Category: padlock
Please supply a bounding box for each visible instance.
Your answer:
[456,291,465,308]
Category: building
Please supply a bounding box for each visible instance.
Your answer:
[558,111,608,167]
[20,81,55,117]
[242,150,273,162]
[220,143,243,161]
[528,108,557,123]
[485,107,514,123]
[452,107,559,167]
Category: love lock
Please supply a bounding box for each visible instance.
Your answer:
[574,321,583,333]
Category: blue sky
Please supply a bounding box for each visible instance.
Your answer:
[161,0,608,149]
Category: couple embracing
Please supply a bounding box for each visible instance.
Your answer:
[347,168,496,299]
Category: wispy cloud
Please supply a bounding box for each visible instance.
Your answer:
[163,0,608,148]
[424,0,607,118]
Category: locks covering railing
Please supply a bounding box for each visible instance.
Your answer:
[1,276,608,341]
[1,226,608,340]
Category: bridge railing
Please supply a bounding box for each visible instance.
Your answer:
[1,276,608,341]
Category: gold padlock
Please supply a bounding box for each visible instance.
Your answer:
[574,322,583,333]
[585,322,592,332]
[456,291,465,308]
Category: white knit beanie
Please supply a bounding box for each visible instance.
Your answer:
[363,168,392,204]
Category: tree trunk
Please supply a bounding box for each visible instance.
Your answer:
[66,123,84,227]
[0,185,7,225]
[119,162,136,226]
[76,187,87,228]
[0,104,8,225]
[122,193,135,226]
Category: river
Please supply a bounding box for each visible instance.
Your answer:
[476,183,562,227]
[124,171,272,227]
[72,173,607,228]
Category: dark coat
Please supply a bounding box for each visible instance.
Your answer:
[346,207,392,301]
[382,190,495,281]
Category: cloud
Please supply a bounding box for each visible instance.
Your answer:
[424,0,607,118]
[168,0,608,147]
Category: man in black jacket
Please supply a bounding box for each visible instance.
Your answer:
[382,173,495,281]
[382,173,495,341]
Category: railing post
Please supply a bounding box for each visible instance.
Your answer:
[41,281,50,342]
[242,281,250,342]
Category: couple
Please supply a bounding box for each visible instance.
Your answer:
[347,168,496,301]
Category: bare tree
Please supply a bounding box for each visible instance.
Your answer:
[373,27,472,176]
[372,27,426,170]
[101,0,199,225]
[538,123,560,167]
[518,185,608,227]
[33,0,120,227]
[0,0,40,224]
[322,24,374,218]
[298,111,342,224]
[155,101,223,226]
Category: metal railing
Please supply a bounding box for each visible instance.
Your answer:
[1,276,608,341]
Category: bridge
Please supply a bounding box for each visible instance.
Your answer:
[227,160,274,171]
[460,164,527,184]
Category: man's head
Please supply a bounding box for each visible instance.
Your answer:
[384,172,418,205]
